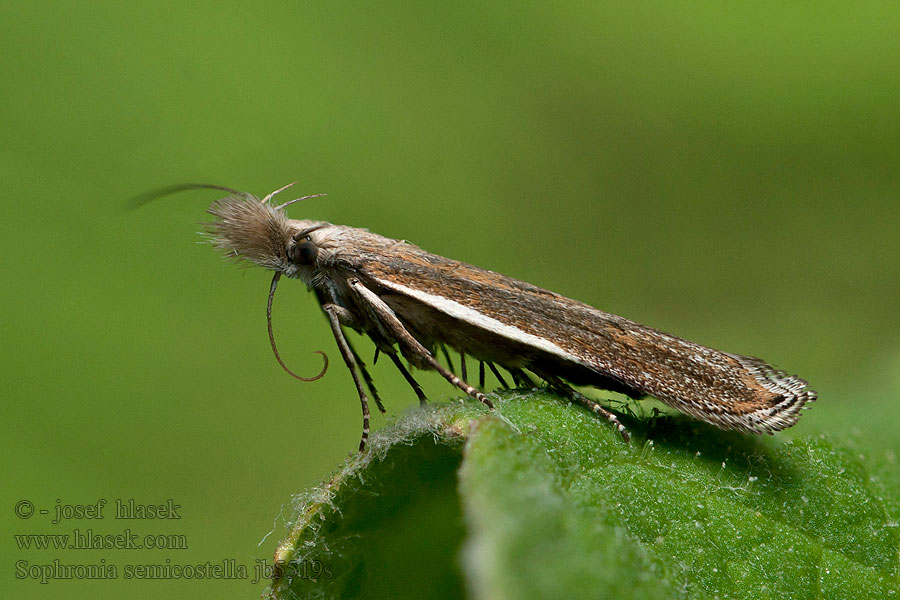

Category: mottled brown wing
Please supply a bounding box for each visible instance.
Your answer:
[338,230,815,434]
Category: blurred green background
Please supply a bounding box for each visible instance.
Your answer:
[2,2,898,598]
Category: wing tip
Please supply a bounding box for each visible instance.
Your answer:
[730,354,817,433]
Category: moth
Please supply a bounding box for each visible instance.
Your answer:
[152,183,816,451]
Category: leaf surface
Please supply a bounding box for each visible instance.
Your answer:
[267,391,899,599]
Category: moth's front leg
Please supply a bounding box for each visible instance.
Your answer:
[318,301,386,414]
[321,303,373,452]
[347,279,494,411]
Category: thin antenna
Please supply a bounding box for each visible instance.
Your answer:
[267,271,328,381]
[129,183,249,209]
[261,182,297,204]
[276,193,327,211]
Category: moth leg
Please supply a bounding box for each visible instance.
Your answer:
[322,302,358,327]
[440,346,455,375]
[506,367,534,389]
[348,280,494,410]
[346,338,386,414]
[460,352,468,384]
[479,361,485,390]
[487,363,510,389]
[387,351,428,406]
[539,372,630,442]
[424,351,494,410]
[318,300,385,415]
[322,304,372,452]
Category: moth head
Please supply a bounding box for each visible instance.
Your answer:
[204,184,327,277]
[203,184,330,383]
[287,232,320,266]
[132,182,330,383]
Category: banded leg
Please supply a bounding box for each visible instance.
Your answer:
[539,371,630,442]
[323,304,372,452]
[346,338,386,414]
[387,352,428,406]
[348,280,494,410]
[422,353,494,410]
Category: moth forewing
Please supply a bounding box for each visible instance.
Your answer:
[201,187,816,451]
[349,249,815,434]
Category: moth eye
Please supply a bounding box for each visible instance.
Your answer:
[289,238,318,265]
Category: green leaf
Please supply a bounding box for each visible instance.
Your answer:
[266,391,899,600]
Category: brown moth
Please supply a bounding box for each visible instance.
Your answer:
[162,183,817,451]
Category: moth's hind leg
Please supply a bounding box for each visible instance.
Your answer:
[537,371,631,443]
